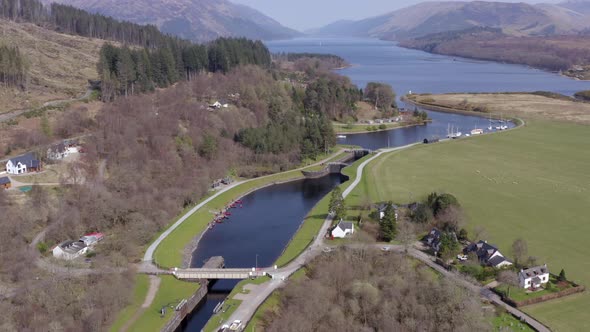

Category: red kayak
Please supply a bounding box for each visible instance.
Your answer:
[224,211,232,216]
[235,199,243,204]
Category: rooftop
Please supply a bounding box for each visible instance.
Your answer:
[520,264,549,278]
[8,152,39,167]
[0,176,10,185]
[58,240,87,254]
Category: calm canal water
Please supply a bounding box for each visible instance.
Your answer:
[183,37,589,331]
[183,173,347,331]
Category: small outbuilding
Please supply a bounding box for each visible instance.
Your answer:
[52,240,88,260]
[80,232,104,246]
[331,220,354,238]
[0,176,11,189]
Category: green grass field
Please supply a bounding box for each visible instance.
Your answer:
[348,119,590,331]
[109,275,150,332]
[126,276,200,332]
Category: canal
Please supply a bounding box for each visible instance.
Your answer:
[181,37,587,331]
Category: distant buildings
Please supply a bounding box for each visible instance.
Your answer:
[464,240,513,268]
[519,264,550,289]
[425,228,442,253]
[47,143,68,161]
[5,153,41,174]
[331,220,354,238]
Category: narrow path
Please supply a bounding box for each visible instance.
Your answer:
[120,276,161,332]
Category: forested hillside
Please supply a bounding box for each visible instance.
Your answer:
[98,38,270,100]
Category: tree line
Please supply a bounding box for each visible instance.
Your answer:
[0,44,28,88]
[97,38,271,100]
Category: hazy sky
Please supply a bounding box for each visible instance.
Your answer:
[232,0,558,31]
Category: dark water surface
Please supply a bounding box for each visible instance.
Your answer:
[183,174,346,331]
[183,37,588,331]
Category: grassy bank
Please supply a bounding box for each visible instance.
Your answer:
[348,119,590,331]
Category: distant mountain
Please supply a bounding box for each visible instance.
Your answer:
[43,0,301,41]
[313,1,590,40]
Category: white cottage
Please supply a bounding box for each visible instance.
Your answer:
[5,153,41,174]
[331,221,354,238]
[519,264,550,289]
[52,240,88,260]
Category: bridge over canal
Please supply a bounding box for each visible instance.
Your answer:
[171,267,270,280]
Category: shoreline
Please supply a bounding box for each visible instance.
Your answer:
[335,120,430,135]
[395,42,590,82]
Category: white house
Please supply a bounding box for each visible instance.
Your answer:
[52,240,88,260]
[209,101,229,109]
[331,221,354,238]
[5,153,41,174]
[519,264,550,289]
[464,240,513,268]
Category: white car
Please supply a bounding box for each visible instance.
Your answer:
[457,254,468,261]
[381,246,391,252]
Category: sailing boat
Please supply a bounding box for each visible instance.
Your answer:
[488,114,493,131]
[454,126,462,138]
[471,123,484,135]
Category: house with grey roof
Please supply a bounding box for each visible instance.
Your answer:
[464,240,513,268]
[5,153,41,174]
[331,220,354,238]
[519,264,550,289]
[52,240,88,260]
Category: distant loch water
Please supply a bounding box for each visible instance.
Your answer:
[267,37,590,97]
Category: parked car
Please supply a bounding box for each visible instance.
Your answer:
[381,246,391,252]
[457,254,468,261]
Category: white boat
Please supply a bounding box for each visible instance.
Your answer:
[337,135,347,139]
[471,128,483,135]
[488,114,493,130]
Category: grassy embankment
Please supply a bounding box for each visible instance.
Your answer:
[346,96,590,331]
